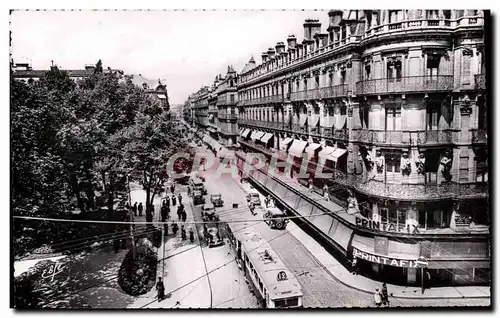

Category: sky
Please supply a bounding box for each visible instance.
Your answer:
[10,10,330,104]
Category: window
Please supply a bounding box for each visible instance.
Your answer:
[315,76,320,88]
[387,60,402,81]
[476,150,488,182]
[380,208,389,224]
[425,151,440,184]
[296,81,300,92]
[459,157,469,182]
[275,298,299,308]
[462,51,472,85]
[386,153,401,182]
[328,73,333,86]
[427,103,440,130]
[359,106,369,128]
[426,10,439,19]
[365,64,371,80]
[230,94,235,102]
[340,70,346,84]
[304,79,308,91]
[389,10,401,23]
[385,107,401,131]
[427,54,440,79]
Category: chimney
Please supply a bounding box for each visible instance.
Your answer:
[267,47,276,59]
[314,33,329,48]
[328,10,344,28]
[303,19,321,43]
[287,35,297,49]
[275,42,286,54]
[261,52,268,63]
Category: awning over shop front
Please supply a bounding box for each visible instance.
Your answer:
[260,133,274,144]
[309,116,319,128]
[299,115,308,127]
[251,131,265,141]
[240,129,252,138]
[288,139,308,158]
[281,137,293,146]
[305,143,322,157]
[318,146,336,161]
[327,148,347,163]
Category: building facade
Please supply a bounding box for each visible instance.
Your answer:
[188,66,240,148]
[188,10,490,287]
[129,74,170,111]
[236,10,489,287]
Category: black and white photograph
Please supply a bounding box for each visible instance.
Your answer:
[8,6,491,310]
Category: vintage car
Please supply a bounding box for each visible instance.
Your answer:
[201,203,219,221]
[190,177,207,195]
[210,194,224,207]
[246,192,261,206]
[192,190,205,205]
[263,207,289,230]
[206,226,224,248]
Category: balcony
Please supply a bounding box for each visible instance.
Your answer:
[320,84,348,99]
[218,113,238,120]
[471,129,487,144]
[475,74,486,90]
[356,76,454,95]
[352,130,454,146]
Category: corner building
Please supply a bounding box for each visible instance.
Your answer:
[235,10,489,287]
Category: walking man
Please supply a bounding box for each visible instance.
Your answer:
[177,205,182,221]
[172,195,177,206]
[132,202,138,216]
[373,289,382,307]
[170,183,175,194]
[138,202,144,217]
[178,193,183,205]
[156,277,165,302]
[323,184,329,202]
[381,283,389,306]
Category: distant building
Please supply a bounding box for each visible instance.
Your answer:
[11,61,122,83]
[129,74,170,111]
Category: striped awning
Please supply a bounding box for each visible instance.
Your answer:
[260,133,274,144]
[240,128,252,138]
[305,143,322,157]
[327,148,347,163]
[288,139,308,158]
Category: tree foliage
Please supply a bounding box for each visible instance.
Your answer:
[11,61,184,257]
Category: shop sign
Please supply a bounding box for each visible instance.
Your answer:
[353,248,419,268]
[355,216,420,234]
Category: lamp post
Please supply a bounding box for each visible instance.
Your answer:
[126,172,136,259]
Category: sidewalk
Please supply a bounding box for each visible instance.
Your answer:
[230,172,491,300]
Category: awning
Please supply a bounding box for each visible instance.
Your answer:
[288,139,308,158]
[241,128,252,138]
[427,260,490,269]
[351,235,421,267]
[327,148,347,163]
[305,143,322,157]
[207,126,217,133]
[281,137,293,146]
[156,94,167,99]
[251,131,265,141]
[309,116,320,128]
[318,146,336,161]
[260,133,274,144]
[299,115,308,127]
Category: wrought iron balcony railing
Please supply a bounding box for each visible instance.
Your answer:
[320,84,348,99]
[218,113,238,120]
[356,76,454,95]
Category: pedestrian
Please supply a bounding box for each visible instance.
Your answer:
[156,277,165,301]
[187,186,191,197]
[308,179,314,192]
[352,256,359,275]
[172,222,178,236]
[323,184,329,202]
[249,202,255,215]
[182,210,187,222]
[125,202,130,210]
[172,195,177,206]
[165,196,170,207]
[132,202,138,216]
[373,289,382,307]
[381,283,389,306]
[264,196,269,208]
[178,193,182,205]
[138,202,143,217]
[170,184,175,194]
[181,225,186,240]
[177,205,182,221]
[189,228,194,243]
[163,223,169,236]
[161,205,167,223]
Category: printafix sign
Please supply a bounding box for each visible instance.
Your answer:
[353,248,420,268]
[355,216,420,234]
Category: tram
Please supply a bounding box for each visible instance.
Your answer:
[227,229,303,308]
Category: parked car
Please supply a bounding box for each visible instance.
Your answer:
[246,192,261,206]
[263,207,289,230]
[192,190,205,205]
[210,194,224,207]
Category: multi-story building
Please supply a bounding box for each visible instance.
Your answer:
[189,66,240,148]
[130,74,170,111]
[234,10,489,287]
